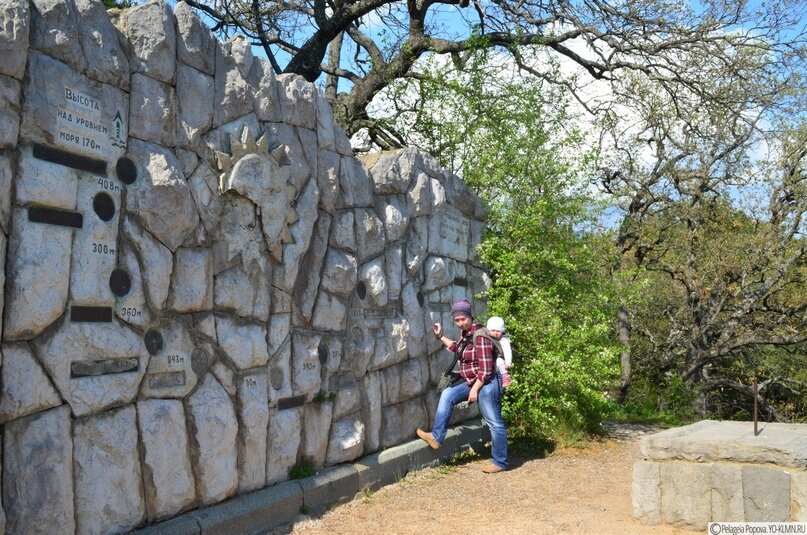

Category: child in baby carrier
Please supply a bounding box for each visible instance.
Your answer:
[485,316,512,387]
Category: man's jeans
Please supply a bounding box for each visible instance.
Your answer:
[430,375,508,469]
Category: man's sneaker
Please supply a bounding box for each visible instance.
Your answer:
[416,428,439,449]
[482,462,506,473]
[502,373,511,388]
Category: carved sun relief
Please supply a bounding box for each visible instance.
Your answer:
[215,127,298,263]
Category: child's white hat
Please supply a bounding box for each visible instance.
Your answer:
[486,316,505,332]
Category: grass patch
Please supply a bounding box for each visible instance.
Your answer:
[289,457,316,480]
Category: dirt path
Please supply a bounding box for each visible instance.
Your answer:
[267,424,692,535]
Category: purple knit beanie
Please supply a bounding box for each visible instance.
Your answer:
[451,299,473,319]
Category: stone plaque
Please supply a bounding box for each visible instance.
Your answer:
[56,86,126,158]
[144,329,164,355]
[70,358,139,377]
[109,268,132,297]
[70,306,113,322]
[32,143,107,176]
[147,371,186,389]
[28,206,83,229]
[116,156,137,185]
[270,366,285,390]
[277,395,306,410]
[92,192,116,221]
[440,205,470,247]
[191,349,209,378]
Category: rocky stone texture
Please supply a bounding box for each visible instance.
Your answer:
[3,406,75,534]
[73,406,145,535]
[0,2,489,533]
[633,421,807,529]
[137,399,196,521]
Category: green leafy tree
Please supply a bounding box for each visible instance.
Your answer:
[405,51,621,441]
[178,0,805,149]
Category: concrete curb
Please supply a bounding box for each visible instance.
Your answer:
[130,419,488,535]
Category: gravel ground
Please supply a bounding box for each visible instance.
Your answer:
[266,423,691,535]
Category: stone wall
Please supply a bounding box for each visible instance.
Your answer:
[0,0,489,533]
[633,420,807,530]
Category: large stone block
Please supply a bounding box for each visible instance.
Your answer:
[30,0,86,73]
[0,74,20,148]
[140,321,200,399]
[743,464,790,521]
[325,412,364,466]
[0,342,61,423]
[169,247,213,312]
[174,1,216,75]
[292,210,331,324]
[122,216,173,311]
[75,0,130,89]
[273,177,319,292]
[315,91,335,151]
[176,64,214,151]
[266,406,302,485]
[0,152,11,232]
[631,460,661,524]
[793,471,807,521]
[3,405,74,534]
[69,169,121,306]
[125,138,199,251]
[3,206,72,340]
[22,51,129,162]
[74,405,146,535]
[215,316,269,370]
[0,0,30,79]
[380,397,428,449]
[711,463,743,521]
[137,399,196,521]
[214,264,271,321]
[641,420,807,468]
[237,369,269,494]
[276,73,317,129]
[114,240,153,327]
[34,320,148,417]
[301,401,333,468]
[291,333,322,399]
[659,461,712,529]
[317,149,340,213]
[129,72,177,147]
[187,375,239,506]
[214,40,253,127]
[123,0,177,84]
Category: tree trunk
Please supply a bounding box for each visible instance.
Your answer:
[616,306,631,403]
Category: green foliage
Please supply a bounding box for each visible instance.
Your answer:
[288,457,316,480]
[406,50,621,442]
[102,0,135,8]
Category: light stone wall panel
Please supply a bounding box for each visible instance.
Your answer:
[0,342,60,423]
[187,374,239,506]
[137,398,196,521]
[266,406,302,485]
[3,206,73,340]
[30,0,86,73]
[0,73,20,149]
[123,0,177,84]
[0,0,30,79]
[237,369,270,494]
[73,405,145,535]
[3,405,75,535]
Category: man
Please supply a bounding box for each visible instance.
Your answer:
[416,299,509,473]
